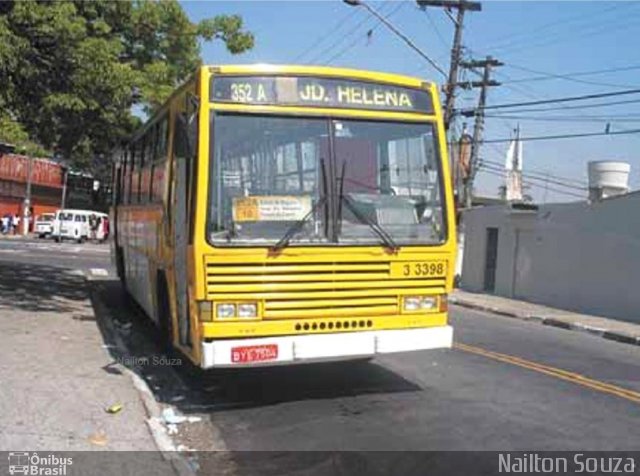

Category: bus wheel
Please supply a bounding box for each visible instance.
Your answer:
[157,274,173,351]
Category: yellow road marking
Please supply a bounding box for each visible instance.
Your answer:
[454,342,640,405]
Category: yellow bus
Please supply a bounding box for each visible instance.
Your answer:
[111,64,456,368]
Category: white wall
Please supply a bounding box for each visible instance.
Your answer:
[460,192,640,323]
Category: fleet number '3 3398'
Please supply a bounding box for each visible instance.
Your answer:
[391,261,447,278]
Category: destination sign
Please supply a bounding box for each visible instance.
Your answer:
[211,76,433,113]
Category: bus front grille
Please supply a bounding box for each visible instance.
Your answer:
[204,260,446,320]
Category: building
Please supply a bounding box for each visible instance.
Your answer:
[0,152,110,222]
[0,152,64,217]
[460,189,640,323]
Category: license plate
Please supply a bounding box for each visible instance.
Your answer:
[390,261,447,278]
[231,344,278,364]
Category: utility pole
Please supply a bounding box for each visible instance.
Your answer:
[60,167,68,210]
[460,56,502,208]
[416,0,481,130]
[22,157,33,235]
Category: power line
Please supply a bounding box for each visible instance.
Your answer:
[456,88,640,115]
[496,16,640,58]
[503,63,640,89]
[292,9,360,63]
[466,61,560,105]
[484,98,640,114]
[345,0,447,77]
[478,167,586,199]
[480,143,588,187]
[475,3,630,55]
[306,3,386,65]
[484,114,640,124]
[480,162,587,191]
[482,4,640,57]
[482,128,640,144]
[481,159,588,188]
[421,6,449,50]
[325,2,404,65]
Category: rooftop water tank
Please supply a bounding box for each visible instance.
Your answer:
[588,161,630,201]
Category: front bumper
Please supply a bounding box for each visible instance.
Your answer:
[201,325,453,368]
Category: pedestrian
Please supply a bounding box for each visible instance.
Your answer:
[0,214,8,234]
[11,214,19,235]
[89,214,98,241]
[102,216,110,241]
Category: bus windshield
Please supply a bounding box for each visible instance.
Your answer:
[208,113,445,247]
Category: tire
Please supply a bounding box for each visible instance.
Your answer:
[156,273,173,351]
[38,234,44,239]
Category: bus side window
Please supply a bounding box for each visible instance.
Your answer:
[170,112,186,221]
[140,131,154,204]
[122,150,129,204]
[126,145,135,204]
[186,93,198,245]
[136,138,146,204]
[119,150,128,205]
[151,116,168,204]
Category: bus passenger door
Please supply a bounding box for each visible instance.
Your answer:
[170,104,196,347]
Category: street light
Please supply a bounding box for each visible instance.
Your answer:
[342,0,447,78]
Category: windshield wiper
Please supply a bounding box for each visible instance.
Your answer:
[271,158,328,252]
[337,161,399,252]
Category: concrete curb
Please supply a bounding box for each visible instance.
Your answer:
[86,275,197,476]
[449,296,640,348]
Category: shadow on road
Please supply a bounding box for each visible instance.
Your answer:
[198,451,498,476]
[0,260,87,313]
[88,279,422,414]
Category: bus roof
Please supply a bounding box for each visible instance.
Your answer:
[121,64,437,148]
[206,64,434,89]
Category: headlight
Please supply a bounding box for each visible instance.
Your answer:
[216,303,236,318]
[404,296,421,311]
[403,295,439,312]
[421,296,438,310]
[238,303,257,318]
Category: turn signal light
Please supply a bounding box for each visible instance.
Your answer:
[197,301,213,321]
[439,294,448,312]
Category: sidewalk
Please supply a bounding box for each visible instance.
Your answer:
[0,259,170,461]
[0,233,29,239]
[451,289,640,346]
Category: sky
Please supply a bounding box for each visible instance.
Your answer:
[182,0,640,203]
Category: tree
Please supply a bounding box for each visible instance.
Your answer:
[0,0,254,171]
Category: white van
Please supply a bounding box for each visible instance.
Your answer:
[34,212,56,238]
[52,209,109,243]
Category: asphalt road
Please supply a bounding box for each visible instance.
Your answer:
[3,238,640,459]
[0,236,111,272]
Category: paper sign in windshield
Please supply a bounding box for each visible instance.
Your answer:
[233,196,312,222]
